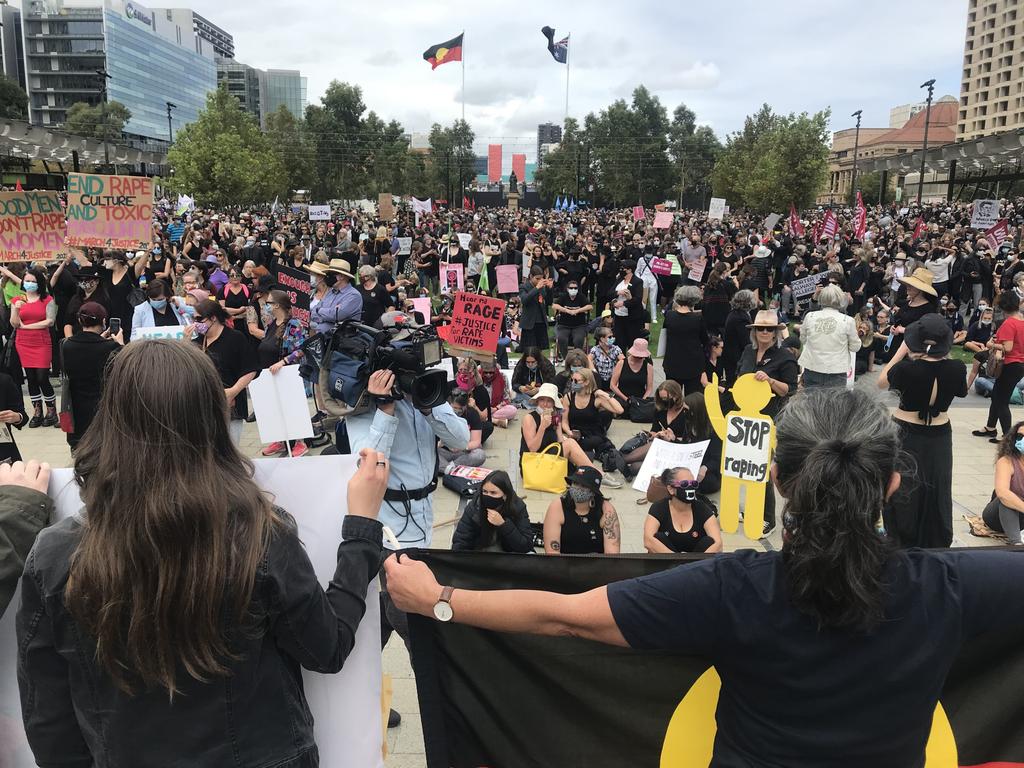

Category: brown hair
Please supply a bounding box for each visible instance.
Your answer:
[269,289,292,341]
[66,340,279,696]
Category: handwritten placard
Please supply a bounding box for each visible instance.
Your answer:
[688,259,707,282]
[0,191,66,261]
[66,173,154,248]
[272,263,313,327]
[708,197,726,220]
[447,291,505,354]
[653,211,673,229]
[397,236,412,255]
[723,415,772,482]
[496,264,520,294]
[631,439,710,493]
[308,205,331,221]
[790,274,819,298]
[650,257,673,276]
[131,326,185,341]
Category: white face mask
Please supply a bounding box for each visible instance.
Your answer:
[567,289,578,298]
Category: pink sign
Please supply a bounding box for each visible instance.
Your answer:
[650,258,673,276]
[633,205,645,222]
[411,297,432,322]
[653,211,673,229]
[688,260,707,282]
[496,264,520,294]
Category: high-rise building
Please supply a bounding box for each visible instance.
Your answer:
[537,122,561,166]
[216,57,266,125]
[0,2,24,89]
[958,0,1024,141]
[151,8,233,59]
[487,143,502,182]
[22,0,218,144]
[264,69,307,119]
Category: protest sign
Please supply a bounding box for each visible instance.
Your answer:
[440,262,464,294]
[496,264,520,294]
[985,219,1009,251]
[0,191,66,261]
[378,193,395,220]
[763,213,781,232]
[447,291,505,354]
[457,232,472,249]
[631,439,709,493]
[397,236,412,255]
[131,326,186,341]
[688,260,707,282]
[708,197,726,219]
[970,199,999,230]
[650,257,673,276]
[653,211,673,229]
[790,274,820,298]
[723,414,772,482]
[249,365,314,444]
[65,173,154,248]
[308,204,331,221]
[271,263,313,327]
[411,296,432,323]
[0,458,384,768]
[632,205,646,222]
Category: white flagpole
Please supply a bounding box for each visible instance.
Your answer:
[461,30,466,124]
[564,33,570,121]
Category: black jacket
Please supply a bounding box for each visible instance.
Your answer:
[0,486,50,617]
[61,332,121,444]
[17,509,384,768]
[452,497,534,552]
[518,282,552,331]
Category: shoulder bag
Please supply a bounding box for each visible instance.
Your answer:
[58,339,74,434]
[521,443,568,494]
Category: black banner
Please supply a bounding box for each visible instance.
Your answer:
[409,550,1024,768]
[268,262,312,328]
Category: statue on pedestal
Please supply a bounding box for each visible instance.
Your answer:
[508,170,518,195]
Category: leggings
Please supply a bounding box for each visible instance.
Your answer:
[24,368,54,406]
[982,499,1024,545]
[988,361,1024,435]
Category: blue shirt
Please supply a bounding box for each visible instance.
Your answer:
[346,400,469,547]
[311,284,362,334]
[167,221,185,244]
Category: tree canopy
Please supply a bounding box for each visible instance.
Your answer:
[64,101,131,140]
[0,77,28,120]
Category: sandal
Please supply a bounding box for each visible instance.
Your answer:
[972,428,997,437]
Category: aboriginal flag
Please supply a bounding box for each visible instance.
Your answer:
[423,33,463,70]
[409,549,1024,768]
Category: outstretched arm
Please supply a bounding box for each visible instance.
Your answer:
[704,374,727,439]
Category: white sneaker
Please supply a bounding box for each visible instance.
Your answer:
[601,470,624,489]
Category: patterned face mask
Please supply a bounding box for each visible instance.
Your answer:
[568,485,594,504]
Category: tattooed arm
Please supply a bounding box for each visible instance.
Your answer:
[601,502,621,554]
[543,498,564,555]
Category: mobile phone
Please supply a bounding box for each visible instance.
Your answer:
[552,413,561,428]
[109,318,121,336]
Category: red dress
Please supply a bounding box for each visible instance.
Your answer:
[14,296,53,369]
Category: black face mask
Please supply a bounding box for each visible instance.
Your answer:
[674,486,697,503]
[480,494,504,511]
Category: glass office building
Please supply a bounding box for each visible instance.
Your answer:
[265,69,306,119]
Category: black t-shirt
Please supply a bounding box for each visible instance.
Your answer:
[459,406,483,432]
[99,267,135,335]
[151,304,179,327]
[358,283,390,328]
[195,327,259,419]
[887,358,967,421]
[608,549,1024,768]
[737,346,799,418]
[647,498,714,553]
[554,291,589,327]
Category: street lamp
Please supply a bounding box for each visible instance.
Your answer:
[95,67,112,167]
[917,78,936,207]
[166,102,176,144]
[850,110,862,204]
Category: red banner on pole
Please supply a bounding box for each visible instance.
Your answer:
[985,218,1009,251]
[788,204,804,237]
[853,192,867,240]
[820,209,838,242]
[913,217,927,241]
[447,292,506,355]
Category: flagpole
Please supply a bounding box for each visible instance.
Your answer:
[564,33,570,122]
[461,30,466,124]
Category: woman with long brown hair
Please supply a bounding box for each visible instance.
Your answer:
[16,339,389,767]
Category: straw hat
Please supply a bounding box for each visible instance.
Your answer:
[303,260,329,277]
[747,309,786,329]
[530,383,563,408]
[326,258,354,278]
[897,267,938,297]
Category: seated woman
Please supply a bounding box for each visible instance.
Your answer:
[609,338,654,414]
[621,380,688,479]
[455,358,493,444]
[477,358,517,427]
[676,392,723,495]
[554,348,592,396]
[451,470,534,553]
[965,307,994,390]
[542,466,620,555]
[510,347,556,408]
[561,368,625,486]
[588,327,622,391]
[643,468,723,554]
[699,335,726,393]
[439,390,487,471]
[520,383,597,479]
[982,423,1024,545]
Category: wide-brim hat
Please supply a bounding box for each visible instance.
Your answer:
[904,315,952,358]
[627,338,651,358]
[530,382,563,408]
[747,309,786,329]
[76,266,100,281]
[303,260,329,276]
[565,465,602,494]
[326,258,354,278]
[897,267,938,297]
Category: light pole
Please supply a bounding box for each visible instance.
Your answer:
[917,78,936,207]
[166,101,176,144]
[850,109,862,204]
[95,67,112,167]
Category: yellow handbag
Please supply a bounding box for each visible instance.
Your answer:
[521,443,568,494]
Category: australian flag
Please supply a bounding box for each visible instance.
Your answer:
[541,26,569,63]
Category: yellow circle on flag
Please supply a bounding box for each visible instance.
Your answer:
[659,667,958,767]
[435,47,449,62]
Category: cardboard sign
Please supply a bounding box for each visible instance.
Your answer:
[0,191,66,261]
[496,264,520,294]
[397,236,412,255]
[971,199,1000,230]
[457,232,472,249]
[708,197,726,220]
[632,205,646,222]
[270,263,313,327]
[131,326,185,341]
[688,260,707,282]
[789,274,819,298]
[440,262,464,294]
[308,204,331,221]
[763,213,781,232]
[378,193,395,220]
[653,211,673,229]
[249,365,314,443]
[650,257,674,276]
[65,173,154,248]
[723,415,772,482]
[631,439,710,493]
[448,291,505,354]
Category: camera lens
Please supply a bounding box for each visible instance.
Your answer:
[397,370,449,410]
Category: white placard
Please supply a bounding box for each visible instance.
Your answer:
[0,458,383,768]
[970,199,999,230]
[249,365,314,444]
[131,326,185,341]
[763,213,781,232]
[688,260,707,282]
[397,236,412,256]
[708,198,726,220]
[790,274,820,298]
[631,439,710,493]
[308,204,331,221]
[722,415,772,482]
[457,232,472,249]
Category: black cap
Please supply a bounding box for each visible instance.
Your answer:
[904,314,952,358]
[565,466,603,494]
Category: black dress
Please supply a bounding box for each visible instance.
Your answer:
[616,358,650,399]
[722,309,753,385]
[647,498,715,553]
[663,310,708,394]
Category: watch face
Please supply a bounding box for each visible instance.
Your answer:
[433,600,454,622]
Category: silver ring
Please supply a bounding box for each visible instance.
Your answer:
[376,460,387,466]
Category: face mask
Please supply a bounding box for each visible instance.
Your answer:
[570,366,582,373]
[182,305,196,317]
[22,282,36,293]
[526,363,538,371]
[657,397,673,409]
[480,494,504,511]
[606,337,616,346]
[194,321,209,335]
[674,486,697,503]
[568,485,594,504]
[149,298,167,311]
[481,370,496,383]
[1016,437,1024,454]
[569,382,583,393]
[456,372,474,391]
[981,319,992,326]
[537,406,553,416]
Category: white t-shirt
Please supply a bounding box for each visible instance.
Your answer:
[614,280,629,316]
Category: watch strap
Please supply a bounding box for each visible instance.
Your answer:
[439,585,454,604]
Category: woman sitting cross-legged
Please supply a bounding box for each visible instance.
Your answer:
[451,470,534,553]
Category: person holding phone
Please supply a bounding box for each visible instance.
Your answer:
[11,268,57,427]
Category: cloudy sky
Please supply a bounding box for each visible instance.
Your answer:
[196,0,967,163]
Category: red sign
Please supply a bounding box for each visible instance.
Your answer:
[853,191,867,240]
[447,292,506,354]
[986,219,1009,251]
[650,257,673,276]
[913,217,927,241]
[633,205,645,222]
[789,203,805,237]
[820,209,838,241]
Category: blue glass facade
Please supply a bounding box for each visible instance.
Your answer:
[103,10,216,141]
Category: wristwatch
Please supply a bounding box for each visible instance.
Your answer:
[433,585,455,622]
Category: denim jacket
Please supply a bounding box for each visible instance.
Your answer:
[16,497,384,768]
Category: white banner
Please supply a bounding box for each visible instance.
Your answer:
[397,237,412,256]
[0,457,383,768]
[970,199,999,230]
[789,274,820,298]
[631,439,710,493]
[308,205,331,221]
[708,198,726,220]
[131,325,185,341]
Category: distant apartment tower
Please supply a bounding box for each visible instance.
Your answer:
[0,2,24,90]
[958,0,1024,140]
[487,143,502,182]
[216,58,266,125]
[264,69,307,119]
[537,122,561,166]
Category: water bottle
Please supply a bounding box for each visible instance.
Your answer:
[139,275,148,288]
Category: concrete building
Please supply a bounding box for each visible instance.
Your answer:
[150,7,230,59]
[538,141,559,166]
[216,57,266,125]
[22,0,218,144]
[958,0,1024,141]
[0,2,25,89]
[537,122,561,166]
[264,69,306,119]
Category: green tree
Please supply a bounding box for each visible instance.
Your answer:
[305,80,371,199]
[64,100,132,141]
[0,76,28,120]
[668,103,721,207]
[427,119,474,203]
[851,170,893,206]
[166,87,286,207]
[265,104,314,197]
